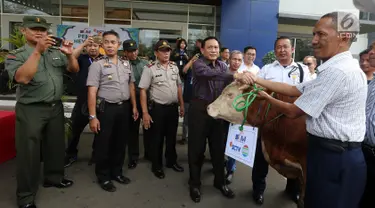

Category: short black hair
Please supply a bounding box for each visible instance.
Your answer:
[274,36,292,49]
[201,36,220,49]
[220,47,229,53]
[102,30,120,39]
[360,48,371,58]
[243,46,256,53]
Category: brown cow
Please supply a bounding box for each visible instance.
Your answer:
[207,81,307,208]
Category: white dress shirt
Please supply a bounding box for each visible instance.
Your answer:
[238,62,260,75]
[258,60,311,85]
[294,51,367,142]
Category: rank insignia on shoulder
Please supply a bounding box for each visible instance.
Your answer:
[169,61,176,65]
[9,47,25,55]
[94,56,106,62]
[147,61,155,68]
[6,54,17,60]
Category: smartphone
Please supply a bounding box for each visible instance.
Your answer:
[51,36,63,48]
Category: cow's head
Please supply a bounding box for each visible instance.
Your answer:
[207,82,270,126]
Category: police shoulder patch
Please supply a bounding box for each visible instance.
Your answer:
[147,61,155,68]
[169,61,177,66]
[94,56,106,62]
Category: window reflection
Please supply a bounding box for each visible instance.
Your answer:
[132,1,188,22]
[3,0,59,15]
[62,0,88,17]
[188,24,214,54]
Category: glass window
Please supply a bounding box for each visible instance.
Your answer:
[132,1,188,23]
[360,11,369,20]
[188,5,215,25]
[293,38,314,62]
[62,0,89,18]
[370,13,375,21]
[105,20,131,27]
[188,24,214,54]
[3,0,58,15]
[105,0,131,20]
[62,17,88,26]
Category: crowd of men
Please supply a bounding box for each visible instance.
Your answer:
[5,10,375,208]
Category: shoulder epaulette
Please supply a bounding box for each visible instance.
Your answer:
[9,47,25,55]
[169,61,177,66]
[147,61,155,68]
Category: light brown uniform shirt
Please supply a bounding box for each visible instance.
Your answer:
[138,60,182,104]
[87,56,135,103]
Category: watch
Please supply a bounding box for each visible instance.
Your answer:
[88,115,96,120]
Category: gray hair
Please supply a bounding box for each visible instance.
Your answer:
[321,11,359,43]
[304,55,317,64]
[229,50,243,60]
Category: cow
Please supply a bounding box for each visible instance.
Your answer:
[207,81,307,208]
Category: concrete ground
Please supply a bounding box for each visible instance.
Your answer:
[0,132,297,208]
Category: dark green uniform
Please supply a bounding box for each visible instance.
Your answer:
[6,44,68,206]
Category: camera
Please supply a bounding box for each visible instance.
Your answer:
[51,36,63,48]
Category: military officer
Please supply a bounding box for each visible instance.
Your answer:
[86,30,138,192]
[122,39,151,169]
[139,40,185,179]
[5,16,79,208]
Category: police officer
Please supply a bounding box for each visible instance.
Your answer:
[86,31,138,192]
[252,36,310,205]
[139,40,185,179]
[5,16,78,208]
[64,36,103,167]
[122,39,150,169]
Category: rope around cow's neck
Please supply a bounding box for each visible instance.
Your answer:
[232,84,264,131]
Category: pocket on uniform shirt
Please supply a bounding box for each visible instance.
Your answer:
[50,58,65,76]
[153,75,166,84]
[102,68,115,80]
[172,73,179,80]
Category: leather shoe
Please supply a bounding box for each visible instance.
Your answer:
[252,192,264,205]
[214,184,235,199]
[43,178,73,188]
[112,175,131,184]
[225,172,234,184]
[167,163,184,172]
[19,203,36,208]
[100,181,116,192]
[128,160,138,169]
[153,169,165,179]
[189,187,201,203]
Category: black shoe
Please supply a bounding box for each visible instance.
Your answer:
[189,187,201,203]
[167,163,184,172]
[252,192,264,205]
[152,169,165,179]
[214,184,235,199]
[64,155,77,168]
[19,203,36,208]
[112,175,131,184]
[128,160,138,169]
[43,178,73,188]
[225,171,234,184]
[285,191,300,204]
[99,181,116,192]
[178,139,187,145]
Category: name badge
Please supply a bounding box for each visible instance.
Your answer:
[180,60,183,66]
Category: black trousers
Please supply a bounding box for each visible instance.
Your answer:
[128,94,151,161]
[94,101,130,182]
[65,99,93,157]
[188,100,225,188]
[359,144,375,208]
[252,134,300,195]
[149,102,179,171]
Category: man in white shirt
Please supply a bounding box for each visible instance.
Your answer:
[252,36,310,205]
[238,46,260,75]
[245,12,367,208]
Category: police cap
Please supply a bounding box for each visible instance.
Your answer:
[123,39,137,51]
[154,40,172,51]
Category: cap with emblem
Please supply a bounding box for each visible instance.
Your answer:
[22,16,50,29]
[154,40,172,51]
[123,39,138,51]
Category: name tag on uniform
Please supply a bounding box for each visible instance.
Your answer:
[180,60,183,66]
[52,57,61,60]
[155,74,162,78]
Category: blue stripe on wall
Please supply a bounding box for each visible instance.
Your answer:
[220,0,279,67]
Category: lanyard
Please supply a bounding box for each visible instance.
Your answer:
[89,57,93,65]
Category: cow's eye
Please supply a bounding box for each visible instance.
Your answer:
[227,93,233,98]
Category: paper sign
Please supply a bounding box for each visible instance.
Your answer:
[225,123,258,168]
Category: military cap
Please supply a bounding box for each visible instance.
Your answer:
[123,39,137,51]
[154,40,172,51]
[22,16,50,29]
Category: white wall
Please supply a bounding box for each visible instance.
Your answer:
[350,34,369,58]
[279,0,360,18]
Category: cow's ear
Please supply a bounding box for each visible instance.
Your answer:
[238,84,251,91]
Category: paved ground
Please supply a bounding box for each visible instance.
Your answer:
[0,133,297,208]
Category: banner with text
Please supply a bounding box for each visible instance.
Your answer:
[56,25,139,50]
[225,124,258,168]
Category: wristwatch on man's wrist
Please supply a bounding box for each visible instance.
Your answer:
[88,115,96,120]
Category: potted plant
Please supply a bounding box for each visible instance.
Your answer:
[262,50,276,65]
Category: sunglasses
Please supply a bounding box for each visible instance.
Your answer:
[304,62,313,66]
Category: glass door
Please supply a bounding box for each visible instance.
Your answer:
[132,20,187,60]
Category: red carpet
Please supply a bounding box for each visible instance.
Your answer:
[0,111,16,164]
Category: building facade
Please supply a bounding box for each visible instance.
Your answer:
[0,0,373,66]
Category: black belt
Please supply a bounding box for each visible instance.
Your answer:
[308,133,362,152]
[154,102,178,107]
[106,100,129,105]
[29,100,61,107]
[363,143,375,155]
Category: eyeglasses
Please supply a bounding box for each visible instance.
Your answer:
[303,62,313,66]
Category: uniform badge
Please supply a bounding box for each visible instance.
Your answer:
[108,75,113,80]
[123,61,129,67]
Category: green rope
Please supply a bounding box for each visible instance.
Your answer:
[232,84,264,131]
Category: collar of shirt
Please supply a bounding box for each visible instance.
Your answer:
[202,57,222,68]
[130,57,141,65]
[315,51,353,74]
[154,59,174,70]
[272,60,299,69]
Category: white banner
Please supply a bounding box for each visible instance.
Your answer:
[225,123,258,168]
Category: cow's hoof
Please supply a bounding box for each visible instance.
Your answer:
[252,193,264,205]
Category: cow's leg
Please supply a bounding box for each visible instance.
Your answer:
[297,161,306,208]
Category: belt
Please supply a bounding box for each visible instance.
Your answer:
[363,143,375,155]
[308,133,362,152]
[106,100,129,105]
[29,100,61,107]
[154,102,178,107]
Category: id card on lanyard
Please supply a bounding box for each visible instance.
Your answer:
[89,57,93,65]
